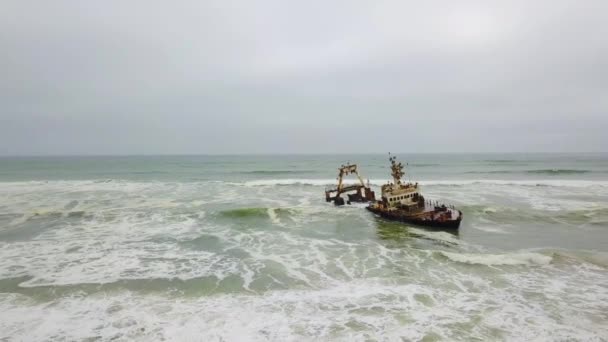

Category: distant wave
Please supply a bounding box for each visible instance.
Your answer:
[466,169,592,175]
[526,169,591,175]
[483,160,531,166]
[483,159,518,163]
[241,179,608,188]
[128,171,170,175]
[409,163,440,167]
[239,170,314,175]
[465,170,516,174]
[421,179,608,187]
[2,178,608,189]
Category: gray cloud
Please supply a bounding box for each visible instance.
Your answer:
[1,0,607,155]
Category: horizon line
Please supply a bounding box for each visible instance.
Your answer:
[1,151,607,158]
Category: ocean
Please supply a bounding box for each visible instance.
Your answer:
[0,153,607,341]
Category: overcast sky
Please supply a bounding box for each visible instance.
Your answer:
[1,0,607,155]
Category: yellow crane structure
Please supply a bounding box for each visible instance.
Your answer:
[325,163,375,206]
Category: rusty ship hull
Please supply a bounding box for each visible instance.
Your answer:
[366,205,462,230]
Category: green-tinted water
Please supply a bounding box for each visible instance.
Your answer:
[0,154,607,340]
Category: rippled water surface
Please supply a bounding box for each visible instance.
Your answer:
[0,154,607,341]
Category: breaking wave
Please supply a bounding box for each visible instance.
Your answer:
[2,178,608,190]
[553,250,608,269]
[239,170,314,175]
[483,159,519,163]
[465,170,516,174]
[526,169,591,175]
[218,207,299,222]
[438,251,553,266]
[219,207,271,218]
[241,178,608,188]
[462,205,608,226]
[410,163,440,167]
[466,169,592,175]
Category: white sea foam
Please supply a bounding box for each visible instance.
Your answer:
[2,271,607,341]
[439,251,553,266]
[238,178,608,188]
[1,178,607,201]
[2,173,607,341]
[267,208,281,225]
[471,224,509,234]
[407,227,464,247]
[420,179,608,188]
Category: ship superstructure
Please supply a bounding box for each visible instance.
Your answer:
[366,154,462,229]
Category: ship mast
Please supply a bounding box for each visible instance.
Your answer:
[389,153,405,185]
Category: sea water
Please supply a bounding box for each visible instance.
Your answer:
[0,154,607,341]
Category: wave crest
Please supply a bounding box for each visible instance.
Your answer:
[241,179,608,188]
[218,207,299,222]
[466,169,592,175]
[438,251,552,266]
[526,169,591,175]
[240,170,313,175]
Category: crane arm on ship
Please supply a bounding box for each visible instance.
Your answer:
[337,164,366,192]
[326,163,375,206]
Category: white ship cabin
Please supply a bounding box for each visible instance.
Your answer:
[386,191,418,205]
[382,182,421,207]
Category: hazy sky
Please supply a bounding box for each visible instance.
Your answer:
[1,0,607,155]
